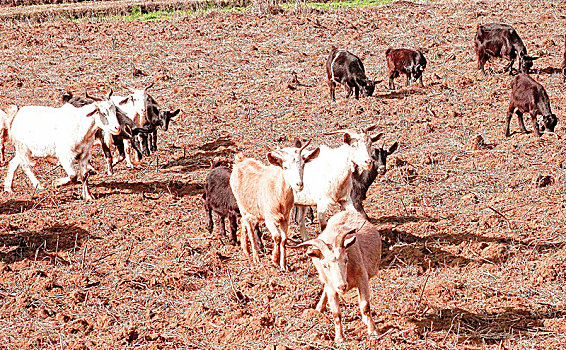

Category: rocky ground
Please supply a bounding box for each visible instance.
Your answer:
[0,0,565,349]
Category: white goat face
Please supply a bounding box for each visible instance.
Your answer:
[93,101,121,135]
[267,145,320,192]
[130,90,148,120]
[345,132,373,171]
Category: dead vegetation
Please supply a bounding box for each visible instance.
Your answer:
[0,0,565,349]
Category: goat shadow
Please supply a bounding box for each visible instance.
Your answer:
[0,224,89,264]
[163,135,237,173]
[374,87,424,100]
[95,180,204,198]
[0,200,35,215]
[408,305,560,344]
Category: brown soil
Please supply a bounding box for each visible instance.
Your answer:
[0,1,565,349]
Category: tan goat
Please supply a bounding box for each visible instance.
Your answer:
[230,142,319,271]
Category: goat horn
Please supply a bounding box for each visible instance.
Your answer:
[289,239,330,254]
[364,124,379,133]
[336,228,357,248]
[299,139,311,153]
[106,88,113,99]
[85,89,101,102]
[145,81,154,91]
[323,129,351,136]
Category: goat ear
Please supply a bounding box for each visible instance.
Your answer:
[344,236,357,249]
[303,147,320,163]
[371,133,383,142]
[365,124,379,133]
[388,142,399,155]
[344,133,352,145]
[171,109,180,117]
[267,151,283,167]
[306,247,323,259]
[119,97,130,105]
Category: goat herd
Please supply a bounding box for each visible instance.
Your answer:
[0,20,563,343]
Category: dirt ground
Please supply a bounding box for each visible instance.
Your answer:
[0,0,565,349]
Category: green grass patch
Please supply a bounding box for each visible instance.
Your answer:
[282,0,393,9]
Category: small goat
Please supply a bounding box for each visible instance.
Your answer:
[203,161,262,249]
[474,23,537,75]
[505,73,558,137]
[385,48,427,90]
[351,141,398,220]
[293,125,382,240]
[230,142,320,270]
[143,94,180,154]
[294,210,382,343]
[326,48,375,101]
[4,91,121,200]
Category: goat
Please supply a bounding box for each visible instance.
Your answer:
[109,83,153,167]
[562,35,566,82]
[230,142,320,270]
[203,161,263,250]
[385,48,427,90]
[326,48,375,101]
[62,92,147,175]
[3,90,121,200]
[474,23,537,75]
[293,210,382,343]
[143,94,180,154]
[351,141,398,220]
[505,73,558,137]
[293,125,382,240]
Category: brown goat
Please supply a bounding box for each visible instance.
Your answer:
[385,48,427,90]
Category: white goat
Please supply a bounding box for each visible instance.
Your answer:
[108,83,153,167]
[230,142,320,271]
[3,91,121,200]
[294,125,382,239]
[294,210,382,343]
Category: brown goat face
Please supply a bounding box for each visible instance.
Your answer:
[540,114,558,133]
[307,237,357,295]
[373,142,398,176]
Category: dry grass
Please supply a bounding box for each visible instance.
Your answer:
[0,0,565,349]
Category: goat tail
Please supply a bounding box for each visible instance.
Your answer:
[385,47,393,56]
[234,152,246,164]
[3,105,18,129]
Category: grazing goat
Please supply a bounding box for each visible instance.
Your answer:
[293,125,382,240]
[326,48,375,101]
[230,142,320,270]
[203,161,263,250]
[385,48,427,90]
[474,23,537,75]
[505,73,558,137]
[293,210,382,343]
[62,92,147,175]
[3,91,120,200]
[351,141,398,220]
[109,83,153,167]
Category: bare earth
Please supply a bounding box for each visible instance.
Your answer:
[0,1,565,349]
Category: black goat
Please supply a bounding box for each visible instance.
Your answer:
[474,23,537,75]
[326,48,375,101]
[351,142,398,220]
